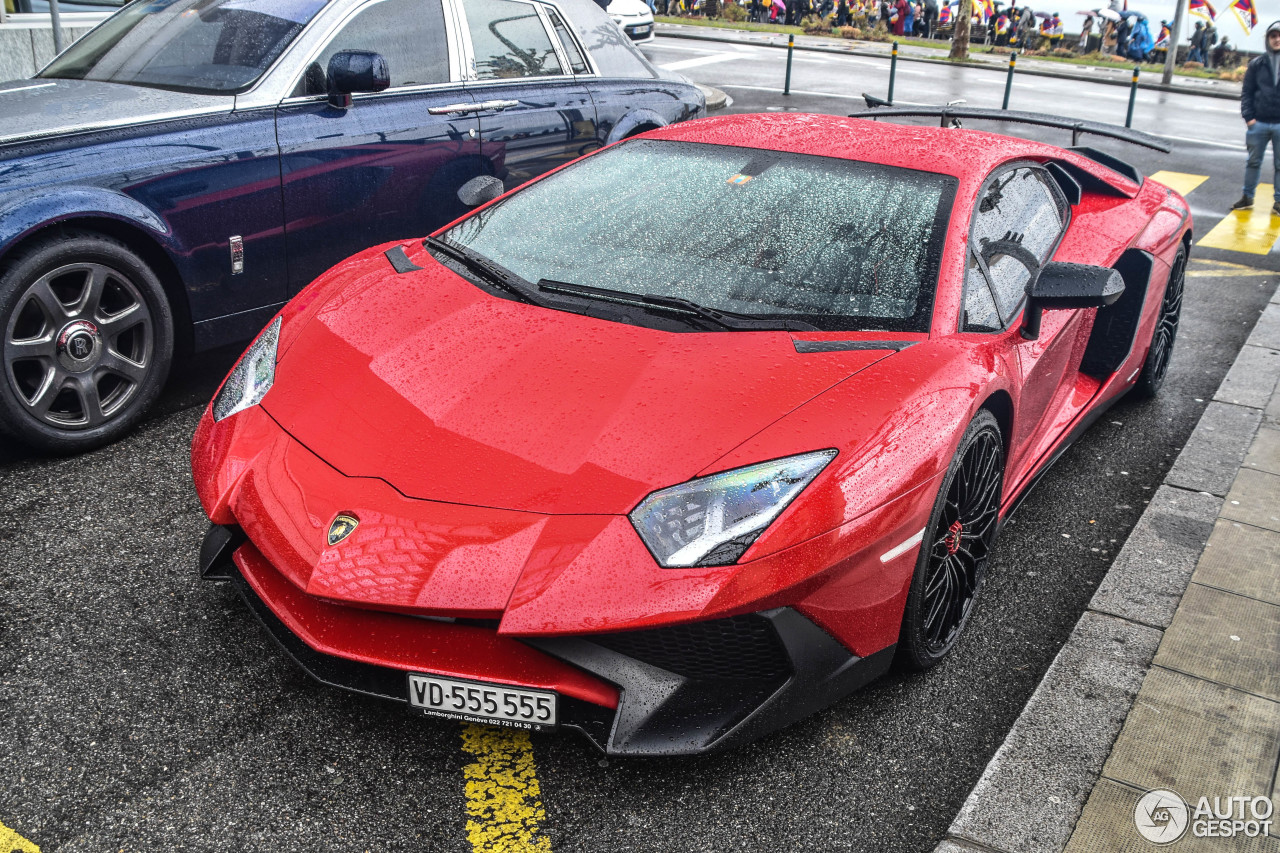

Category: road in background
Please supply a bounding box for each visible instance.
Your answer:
[1,37,1276,852]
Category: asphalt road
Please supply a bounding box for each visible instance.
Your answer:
[1,36,1277,852]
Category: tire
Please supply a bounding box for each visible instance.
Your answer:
[1133,244,1186,399]
[0,230,174,455]
[898,409,1004,671]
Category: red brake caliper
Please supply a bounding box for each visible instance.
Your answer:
[944,520,964,555]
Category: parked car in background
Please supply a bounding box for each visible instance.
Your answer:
[0,0,702,454]
[607,0,655,42]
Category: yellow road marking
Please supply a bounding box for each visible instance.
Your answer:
[1185,258,1275,277]
[460,724,553,853]
[1198,185,1280,255]
[0,820,40,853]
[1150,170,1209,196]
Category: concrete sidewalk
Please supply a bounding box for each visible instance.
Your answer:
[935,264,1280,852]
[657,22,1244,101]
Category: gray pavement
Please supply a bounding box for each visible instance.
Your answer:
[2,41,1279,852]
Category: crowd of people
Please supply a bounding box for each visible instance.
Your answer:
[658,0,1239,68]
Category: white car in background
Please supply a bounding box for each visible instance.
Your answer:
[609,0,655,41]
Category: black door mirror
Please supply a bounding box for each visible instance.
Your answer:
[457,175,505,208]
[327,50,390,109]
[1022,261,1124,340]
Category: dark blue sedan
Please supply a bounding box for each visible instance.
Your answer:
[0,0,702,453]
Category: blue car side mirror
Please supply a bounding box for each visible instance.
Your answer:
[327,50,390,109]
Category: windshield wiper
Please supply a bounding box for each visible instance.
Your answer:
[423,236,537,303]
[536,279,818,332]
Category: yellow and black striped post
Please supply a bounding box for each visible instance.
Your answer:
[1125,66,1140,127]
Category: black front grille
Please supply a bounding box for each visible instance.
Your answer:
[588,614,791,681]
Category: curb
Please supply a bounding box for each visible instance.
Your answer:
[933,288,1280,853]
[656,25,1242,102]
[695,83,732,110]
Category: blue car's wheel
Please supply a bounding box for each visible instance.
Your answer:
[0,230,173,454]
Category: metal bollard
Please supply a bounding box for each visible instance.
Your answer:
[888,41,898,105]
[1002,52,1016,110]
[784,34,795,96]
[1125,66,1139,128]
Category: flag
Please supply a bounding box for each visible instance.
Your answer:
[1229,0,1257,32]
[1188,0,1217,21]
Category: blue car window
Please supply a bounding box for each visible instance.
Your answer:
[462,0,564,79]
[306,0,449,92]
[546,7,588,73]
[40,0,332,94]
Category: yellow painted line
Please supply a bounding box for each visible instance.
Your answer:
[0,820,40,853]
[1198,185,1280,255]
[1150,170,1209,196]
[460,724,553,853]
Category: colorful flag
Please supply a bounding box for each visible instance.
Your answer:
[1187,0,1217,21]
[1229,0,1257,32]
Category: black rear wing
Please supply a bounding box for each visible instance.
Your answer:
[849,104,1172,154]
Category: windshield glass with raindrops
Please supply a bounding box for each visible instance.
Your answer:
[444,139,957,332]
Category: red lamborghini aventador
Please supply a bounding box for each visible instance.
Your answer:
[191,111,1191,755]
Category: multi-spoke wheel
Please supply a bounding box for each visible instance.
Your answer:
[1134,245,1186,398]
[898,409,1004,670]
[0,231,173,454]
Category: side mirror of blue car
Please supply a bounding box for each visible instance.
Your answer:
[457,175,506,208]
[327,50,391,109]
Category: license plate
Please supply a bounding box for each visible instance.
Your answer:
[407,673,557,731]
[634,25,651,33]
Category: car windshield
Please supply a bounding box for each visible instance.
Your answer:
[443,140,957,332]
[39,0,331,94]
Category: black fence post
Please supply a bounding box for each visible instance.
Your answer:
[1125,66,1139,128]
[784,34,795,95]
[1002,51,1017,110]
[888,41,898,104]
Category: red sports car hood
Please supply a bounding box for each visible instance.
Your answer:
[263,256,891,515]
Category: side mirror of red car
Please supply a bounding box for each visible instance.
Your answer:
[1022,261,1124,340]
[327,51,391,110]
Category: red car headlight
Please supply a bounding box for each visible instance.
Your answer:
[629,449,837,568]
[212,317,281,422]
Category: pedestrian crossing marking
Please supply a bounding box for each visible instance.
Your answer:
[1149,171,1208,197]
[1198,184,1280,255]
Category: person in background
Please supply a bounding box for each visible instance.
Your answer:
[1188,21,1205,63]
[1214,37,1231,68]
[1078,14,1093,52]
[1234,22,1280,214]
[903,0,915,35]
[997,8,1012,44]
[836,0,851,25]
[923,0,938,37]
[892,0,907,34]
[1204,22,1218,68]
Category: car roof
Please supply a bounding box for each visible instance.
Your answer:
[643,113,1068,180]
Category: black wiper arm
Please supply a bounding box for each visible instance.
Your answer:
[423,236,537,303]
[536,279,818,331]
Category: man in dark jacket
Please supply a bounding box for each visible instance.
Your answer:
[1235,21,1280,213]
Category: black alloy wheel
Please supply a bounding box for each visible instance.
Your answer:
[0,231,174,454]
[899,409,1004,670]
[1135,244,1186,398]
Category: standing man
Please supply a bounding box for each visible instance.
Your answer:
[1235,22,1280,214]
[1188,21,1205,63]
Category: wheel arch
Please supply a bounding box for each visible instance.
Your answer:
[0,209,193,356]
[607,109,668,144]
[978,389,1013,457]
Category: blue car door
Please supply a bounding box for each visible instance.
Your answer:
[274,0,483,294]
[457,0,598,192]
